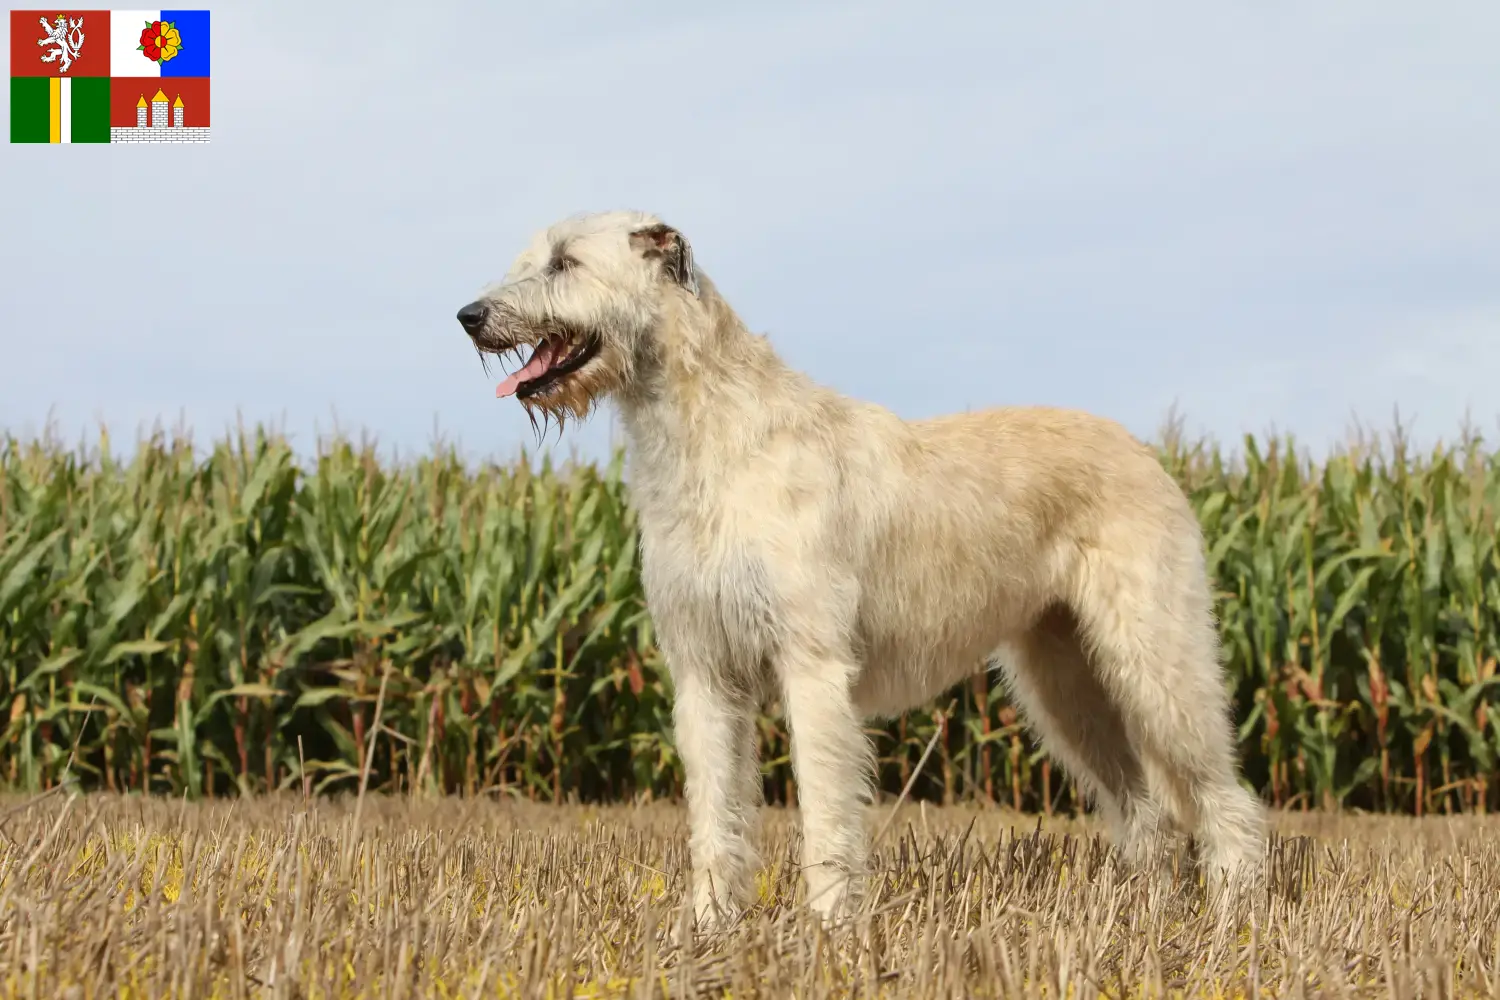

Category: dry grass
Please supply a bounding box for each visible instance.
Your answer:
[0,796,1496,998]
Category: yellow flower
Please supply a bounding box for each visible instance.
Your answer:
[154,23,181,61]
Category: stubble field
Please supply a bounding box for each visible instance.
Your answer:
[0,794,1497,998]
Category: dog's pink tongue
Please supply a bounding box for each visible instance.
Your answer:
[496,341,559,398]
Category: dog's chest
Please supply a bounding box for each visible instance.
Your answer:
[634,489,781,670]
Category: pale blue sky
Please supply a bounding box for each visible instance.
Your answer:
[3,1,1497,466]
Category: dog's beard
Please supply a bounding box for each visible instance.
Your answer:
[495,335,600,400]
[479,335,615,445]
[517,375,601,443]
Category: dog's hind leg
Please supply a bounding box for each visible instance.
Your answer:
[999,604,1167,865]
[1069,539,1266,890]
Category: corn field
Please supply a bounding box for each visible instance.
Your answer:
[0,419,1496,815]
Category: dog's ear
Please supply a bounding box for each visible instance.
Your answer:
[629,224,699,297]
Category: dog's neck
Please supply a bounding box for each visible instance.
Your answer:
[615,274,813,468]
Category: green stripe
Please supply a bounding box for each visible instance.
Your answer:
[10,78,51,144]
[70,78,111,143]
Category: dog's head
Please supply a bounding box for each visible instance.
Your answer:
[456,210,700,428]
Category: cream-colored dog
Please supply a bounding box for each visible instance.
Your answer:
[456,210,1265,927]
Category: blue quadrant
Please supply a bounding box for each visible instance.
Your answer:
[159,10,210,77]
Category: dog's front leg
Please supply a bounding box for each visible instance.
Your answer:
[778,646,872,923]
[671,667,760,929]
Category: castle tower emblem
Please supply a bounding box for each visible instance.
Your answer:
[117,88,207,141]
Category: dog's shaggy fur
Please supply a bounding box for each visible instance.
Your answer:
[457,210,1266,927]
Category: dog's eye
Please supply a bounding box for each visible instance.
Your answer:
[549,254,579,274]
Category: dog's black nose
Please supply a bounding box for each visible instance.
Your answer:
[456,301,489,335]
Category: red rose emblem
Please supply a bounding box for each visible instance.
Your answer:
[139,21,162,61]
[136,19,182,63]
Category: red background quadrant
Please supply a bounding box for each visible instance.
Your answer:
[110,76,211,127]
[9,10,110,77]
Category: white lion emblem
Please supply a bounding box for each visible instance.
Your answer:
[38,14,86,73]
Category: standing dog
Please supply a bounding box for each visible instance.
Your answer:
[456,210,1265,927]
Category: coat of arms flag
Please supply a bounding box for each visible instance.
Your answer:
[9,8,210,143]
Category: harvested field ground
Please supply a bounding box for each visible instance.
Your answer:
[0,795,1497,998]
